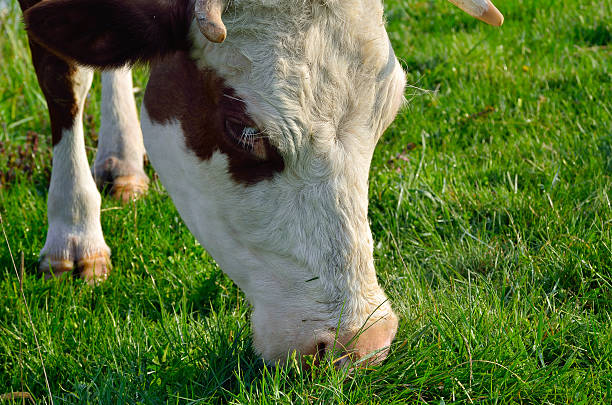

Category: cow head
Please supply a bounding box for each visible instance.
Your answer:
[25,0,502,366]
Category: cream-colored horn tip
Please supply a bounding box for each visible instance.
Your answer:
[206,25,227,43]
[196,14,227,43]
[481,2,504,26]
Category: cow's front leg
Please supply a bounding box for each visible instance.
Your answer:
[93,68,148,203]
[26,38,111,284]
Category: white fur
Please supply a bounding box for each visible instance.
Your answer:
[93,68,147,180]
[141,0,406,361]
[40,67,110,265]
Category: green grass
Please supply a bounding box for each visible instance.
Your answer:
[1,0,611,403]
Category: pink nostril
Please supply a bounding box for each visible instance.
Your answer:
[303,312,398,369]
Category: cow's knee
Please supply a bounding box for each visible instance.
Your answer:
[93,68,148,203]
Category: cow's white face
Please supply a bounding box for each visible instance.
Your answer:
[142,0,405,364]
[24,0,502,366]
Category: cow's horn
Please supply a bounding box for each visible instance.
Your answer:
[447,0,504,26]
[195,0,227,43]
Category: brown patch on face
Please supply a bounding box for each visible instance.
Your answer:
[144,52,284,185]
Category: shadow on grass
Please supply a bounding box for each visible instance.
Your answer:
[573,23,611,46]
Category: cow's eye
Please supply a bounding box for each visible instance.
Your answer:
[224,118,268,159]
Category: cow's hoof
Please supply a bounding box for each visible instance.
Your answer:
[77,252,112,285]
[93,157,149,203]
[111,175,149,203]
[40,251,111,286]
[39,257,73,280]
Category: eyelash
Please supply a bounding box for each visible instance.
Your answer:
[224,117,270,160]
[236,126,261,152]
[221,93,271,159]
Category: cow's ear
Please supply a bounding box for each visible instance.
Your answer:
[24,0,194,68]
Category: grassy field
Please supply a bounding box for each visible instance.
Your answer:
[1,0,611,403]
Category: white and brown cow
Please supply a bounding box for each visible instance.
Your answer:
[18,0,502,366]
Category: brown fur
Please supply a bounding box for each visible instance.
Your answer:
[24,0,195,68]
[144,52,285,184]
[18,0,82,146]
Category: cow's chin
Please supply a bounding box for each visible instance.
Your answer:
[250,296,398,367]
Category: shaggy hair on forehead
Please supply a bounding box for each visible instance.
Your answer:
[226,0,386,37]
[195,0,395,155]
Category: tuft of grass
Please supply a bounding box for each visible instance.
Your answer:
[1,0,611,403]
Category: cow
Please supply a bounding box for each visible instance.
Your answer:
[17,0,503,366]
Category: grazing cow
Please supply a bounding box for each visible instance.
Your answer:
[18,0,502,366]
